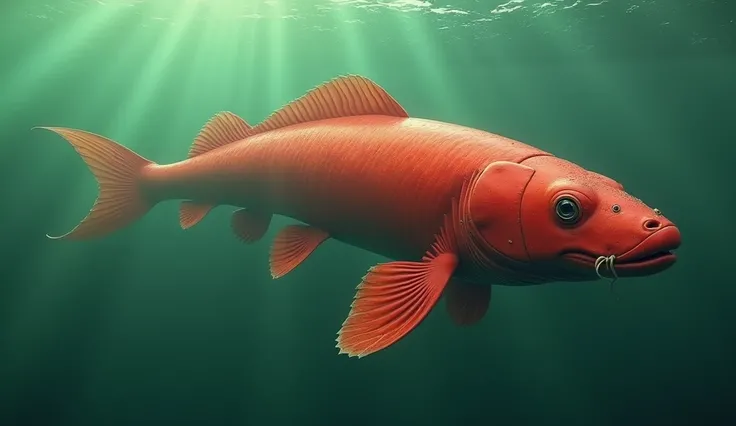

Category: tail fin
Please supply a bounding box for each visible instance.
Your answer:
[36,127,155,240]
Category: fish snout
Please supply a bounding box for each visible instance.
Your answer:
[642,207,676,231]
[617,221,681,263]
[641,212,681,251]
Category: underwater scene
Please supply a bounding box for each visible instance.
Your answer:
[0,0,734,425]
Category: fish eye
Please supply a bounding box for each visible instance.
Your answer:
[612,204,621,213]
[555,196,581,225]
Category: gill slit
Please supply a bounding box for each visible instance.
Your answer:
[453,169,547,285]
[515,161,535,263]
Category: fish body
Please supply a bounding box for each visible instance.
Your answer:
[40,75,682,357]
[143,115,548,263]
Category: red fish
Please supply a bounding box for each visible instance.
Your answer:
[39,75,681,358]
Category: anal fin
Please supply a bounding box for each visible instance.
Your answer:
[180,201,214,229]
[445,279,491,326]
[270,225,330,279]
[232,209,272,243]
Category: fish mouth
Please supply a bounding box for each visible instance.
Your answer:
[563,225,681,278]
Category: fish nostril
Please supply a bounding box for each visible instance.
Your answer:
[643,219,661,231]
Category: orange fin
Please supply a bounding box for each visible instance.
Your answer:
[35,127,154,240]
[231,209,272,243]
[445,279,491,326]
[252,75,408,135]
[270,225,330,279]
[188,111,252,158]
[336,216,459,358]
[179,201,213,229]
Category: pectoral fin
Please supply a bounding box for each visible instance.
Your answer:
[336,217,458,358]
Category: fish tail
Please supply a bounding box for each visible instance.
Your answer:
[36,127,155,240]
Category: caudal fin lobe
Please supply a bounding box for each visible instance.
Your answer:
[36,127,155,240]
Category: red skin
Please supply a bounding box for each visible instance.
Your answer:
[141,114,680,284]
[39,77,682,358]
[142,115,548,262]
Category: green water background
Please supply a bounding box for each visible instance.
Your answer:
[0,1,734,425]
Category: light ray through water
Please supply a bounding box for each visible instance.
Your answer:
[0,3,125,128]
[3,0,202,365]
[382,3,469,121]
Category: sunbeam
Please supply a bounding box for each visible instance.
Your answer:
[2,0,203,375]
[1,1,731,425]
[0,3,124,128]
[107,1,201,147]
[328,2,372,75]
[382,3,469,121]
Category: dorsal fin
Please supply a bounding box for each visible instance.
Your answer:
[188,111,252,158]
[253,75,408,135]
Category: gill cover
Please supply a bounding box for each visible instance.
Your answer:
[467,161,535,262]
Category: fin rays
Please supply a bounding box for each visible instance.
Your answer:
[36,127,153,240]
[188,111,252,158]
[253,75,408,135]
[270,225,330,279]
[336,254,458,358]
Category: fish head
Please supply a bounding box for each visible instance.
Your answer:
[515,156,681,281]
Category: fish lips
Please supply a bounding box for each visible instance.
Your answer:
[563,225,681,278]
